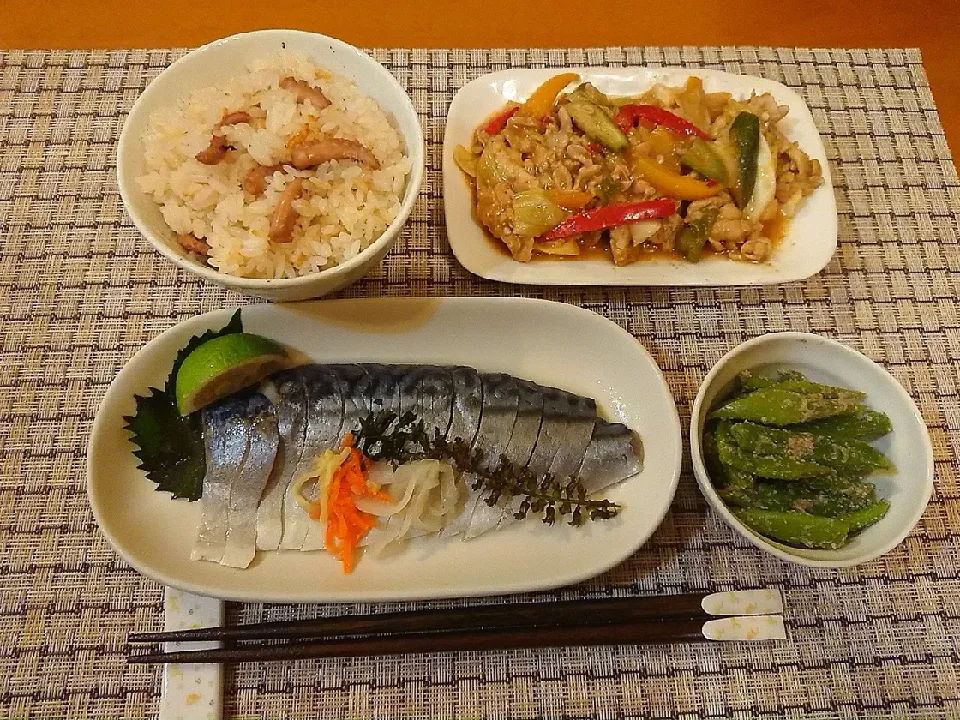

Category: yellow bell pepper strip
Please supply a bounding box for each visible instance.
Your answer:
[521,73,580,119]
[647,126,682,173]
[613,104,710,139]
[633,156,722,201]
[482,104,520,135]
[542,199,676,240]
[547,188,593,210]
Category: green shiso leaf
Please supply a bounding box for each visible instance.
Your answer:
[123,309,244,501]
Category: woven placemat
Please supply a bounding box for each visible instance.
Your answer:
[1,46,959,720]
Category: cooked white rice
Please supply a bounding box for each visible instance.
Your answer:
[137,52,411,278]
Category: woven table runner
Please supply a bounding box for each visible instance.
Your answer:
[1,46,959,720]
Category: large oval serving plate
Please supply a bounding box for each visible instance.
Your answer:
[442,68,837,286]
[87,298,682,602]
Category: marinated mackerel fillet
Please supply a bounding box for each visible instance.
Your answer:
[194,363,643,566]
[192,393,279,567]
[256,370,310,551]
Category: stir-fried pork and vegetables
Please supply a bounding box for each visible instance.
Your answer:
[454,74,824,265]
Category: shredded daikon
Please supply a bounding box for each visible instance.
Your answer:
[357,459,465,556]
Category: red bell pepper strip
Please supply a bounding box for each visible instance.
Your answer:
[542,199,676,240]
[482,105,520,135]
[613,104,710,140]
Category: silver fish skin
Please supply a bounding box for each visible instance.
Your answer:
[278,365,346,550]
[489,380,545,533]
[487,384,594,536]
[362,365,404,416]
[377,364,456,439]
[415,367,455,440]
[448,366,483,445]
[221,394,278,569]
[459,373,520,538]
[329,364,372,435]
[473,373,520,471]
[437,367,485,539]
[256,370,308,550]
[396,364,428,419]
[192,398,250,563]
[576,420,644,494]
[501,379,544,468]
[458,376,541,539]
[495,416,641,536]
[525,386,597,476]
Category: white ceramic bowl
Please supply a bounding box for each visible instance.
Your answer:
[690,332,933,567]
[117,30,424,301]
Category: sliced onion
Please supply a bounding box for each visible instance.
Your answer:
[745,134,777,221]
[628,219,662,245]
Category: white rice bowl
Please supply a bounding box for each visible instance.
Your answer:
[136,52,412,279]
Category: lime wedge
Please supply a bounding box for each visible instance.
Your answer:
[175,333,288,415]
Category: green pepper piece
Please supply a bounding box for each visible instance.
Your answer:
[677,208,718,262]
[839,500,890,534]
[730,111,760,209]
[702,425,724,482]
[713,469,756,510]
[769,379,866,403]
[681,138,729,184]
[566,102,629,151]
[802,409,893,441]
[737,369,806,392]
[729,421,894,475]
[803,470,875,492]
[704,424,755,491]
[799,481,877,516]
[720,479,877,517]
[710,387,862,426]
[715,422,833,480]
[735,508,851,549]
[720,480,792,511]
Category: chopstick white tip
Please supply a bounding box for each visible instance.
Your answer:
[701,588,783,616]
[702,615,787,642]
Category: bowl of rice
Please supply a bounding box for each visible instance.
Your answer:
[117,30,424,301]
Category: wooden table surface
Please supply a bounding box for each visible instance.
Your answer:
[3,0,958,162]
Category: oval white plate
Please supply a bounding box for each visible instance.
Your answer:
[690,333,933,567]
[87,298,682,602]
[442,67,837,286]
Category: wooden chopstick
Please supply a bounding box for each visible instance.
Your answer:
[128,618,709,664]
[128,593,710,644]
